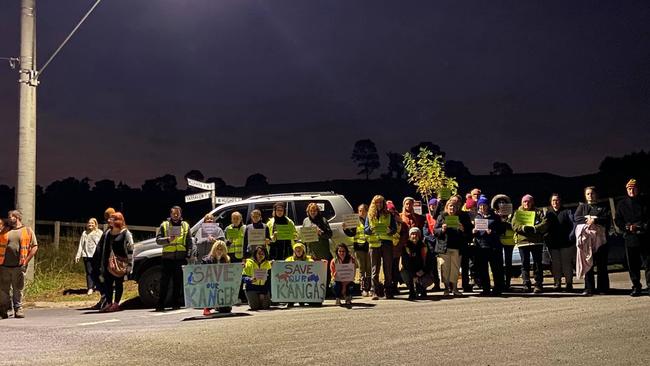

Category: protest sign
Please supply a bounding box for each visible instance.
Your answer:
[201,223,219,237]
[498,203,513,216]
[182,263,242,308]
[343,214,360,229]
[474,218,489,231]
[373,222,389,236]
[300,226,319,243]
[413,201,423,215]
[334,263,355,282]
[275,224,294,240]
[253,269,268,281]
[438,188,452,200]
[248,228,266,246]
[271,260,327,303]
[445,215,460,229]
[169,225,181,238]
[513,210,536,227]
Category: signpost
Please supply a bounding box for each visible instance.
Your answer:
[185,178,242,209]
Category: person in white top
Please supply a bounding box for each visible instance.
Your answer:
[75,218,103,295]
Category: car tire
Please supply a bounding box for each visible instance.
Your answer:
[138,265,165,308]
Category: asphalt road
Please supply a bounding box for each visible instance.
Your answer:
[1,272,649,366]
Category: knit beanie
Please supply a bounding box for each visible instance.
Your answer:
[477,195,489,207]
[521,194,534,204]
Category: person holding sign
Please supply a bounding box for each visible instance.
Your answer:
[242,246,272,311]
[575,186,611,295]
[434,200,467,296]
[511,195,549,293]
[472,196,505,296]
[343,204,372,297]
[491,194,516,290]
[330,243,356,305]
[364,195,397,300]
[244,209,271,255]
[200,240,233,315]
[193,214,225,263]
[285,242,314,307]
[302,203,333,261]
[225,212,247,262]
[401,228,432,300]
[267,202,297,261]
[155,206,192,311]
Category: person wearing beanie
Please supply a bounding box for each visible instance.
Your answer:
[397,197,425,295]
[400,227,431,299]
[423,198,442,291]
[575,186,611,296]
[472,197,505,295]
[615,179,649,296]
[544,194,575,292]
[491,194,516,290]
[511,194,549,293]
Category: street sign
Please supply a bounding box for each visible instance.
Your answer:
[214,196,243,204]
[187,178,215,191]
[185,191,212,203]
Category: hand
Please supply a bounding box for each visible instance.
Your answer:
[317,228,323,235]
[586,218,595,226]
[21,265,27,273]
[208,235,215,242]
[74,257,80,264]
[629,224,637,232]
[472,228,478,234]
[486,229,492,235]
[459,224,465,233]
[442,224,447,232]
[271,233,277,241]
[342,223,347,229]
[169,235,177,241]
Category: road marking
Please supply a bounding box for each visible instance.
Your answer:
[77,319,121,326]
[150,309,190,317]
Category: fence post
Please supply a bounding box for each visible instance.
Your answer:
[53,221,60,250]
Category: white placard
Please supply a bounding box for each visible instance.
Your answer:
[334,263,355,282]
[214,196,243,204]
[413,201,423,215]
[185,191,212,203]
[474,219,489,231]
[169,226,181,238]
[248,228,266,246]
[201,223,219,236]
[300,226,319,243]
[187,178,215,191]
[343,214,360,229]
[253,269,268,281]
[498,203,513,216]
[316,203,325,212]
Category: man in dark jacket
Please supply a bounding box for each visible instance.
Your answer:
[155,206,192,311]
[615,179,649,296]
[90,207,115,310]
[545,194,575,292]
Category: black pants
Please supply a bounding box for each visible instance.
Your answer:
[461,246,479,290]
[626,245,650,290]
[104,273,124,304]
[270,241,292,261]
[519,245,544,287]
[158,258,186,308]
[584,244,609,292]
[82,257,96,290]
[503,246,514,288]
[476,247,505,293]
[91,257,107,306]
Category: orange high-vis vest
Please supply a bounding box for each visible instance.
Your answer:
[0,228,32,266]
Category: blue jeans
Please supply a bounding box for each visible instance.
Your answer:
[332,281,354,298]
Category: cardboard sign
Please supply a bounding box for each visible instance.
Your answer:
[247,228,266,246]
[271,261,327,303]
[445,215,460,229]
[274,224,294,241]
[169,226,182,238]
[343,214,360,229]
[300,226,319,243]
[373,222,388,236]
[413,201,423,215]
[498,203,513,216]
[513,210,536,227]
[253,269,268,281]
[182,263,242,308]
[474,218,489,231]
[201,223,219,237]
[334,262,355,282]
[438,188,452,200]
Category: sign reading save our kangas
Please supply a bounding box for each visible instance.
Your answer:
[271,261,327,303]
[182,263,243,308]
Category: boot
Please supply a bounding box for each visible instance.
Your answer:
[14,307,25,318]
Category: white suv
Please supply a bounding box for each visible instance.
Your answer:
[131,192,354,307]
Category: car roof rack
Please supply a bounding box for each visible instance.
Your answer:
[246,191,336,200]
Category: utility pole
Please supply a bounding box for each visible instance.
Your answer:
[17,0,38,280]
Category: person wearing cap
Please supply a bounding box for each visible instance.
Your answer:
[511,194,549,293]
[472,196,505,295]
[365,195,397,300]
[544,194,575,292]
[615,179,649,296]
[491,195,516,290]
[575,186,611,295]
[423,198,442,291]
[401,227,431,299]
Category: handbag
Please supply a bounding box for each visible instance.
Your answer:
[108,250,129,277]
[433,236,448,254]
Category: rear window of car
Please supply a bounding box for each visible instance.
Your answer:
[214,204,249,229]
[294,200,335,224]
[252,202,296,224]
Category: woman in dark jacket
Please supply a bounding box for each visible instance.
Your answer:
[434,200,468,296]
[575,186,611,295]
[472,196,505,296]
[100,212,133,313]
[545,194,575,292]
[401,227,432,299]
[511,195,549,293]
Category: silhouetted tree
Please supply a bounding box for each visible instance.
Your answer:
[445,160,471,178]
[410,142,445,159]
[384,151,405,179]
[351,139,380,180]
[246,173,269,187]
[93,179,116,193]
[206,177,227,189]
[142,174,177,193]
[490,161,514,176]
[599,151,650,178]
[184,169,205,182]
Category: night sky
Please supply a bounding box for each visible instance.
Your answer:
[1,0,648,187]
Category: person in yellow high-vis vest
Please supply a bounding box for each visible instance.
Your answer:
[225,211,246,262]
[155,206,191,312]
[0,210,38,319]
[343,204,371,296]
[364,195,397,300]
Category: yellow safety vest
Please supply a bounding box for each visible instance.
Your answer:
[501,228,516,246]
[367,213,393,248]
[354,220,368,244]
[161,221,189,253]
[225,224,245,259]
[243,258,272,286]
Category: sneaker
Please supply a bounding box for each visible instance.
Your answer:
[371,293,379,301]
[0,310,8,319]
[14,308,25,318]
[203,308,212,316]
[452,289,462,296]
[99,303,112,313]
[335,298,341,305]
[533,286,543,294]
[154,307,165,312]
[345,296,352,305]
[361,290,369,297]
[87,289,94,295]
[630,288,642,297]
[582,289,593,296]
[108,303,120,312]
[443,289,450,296]
[524,284,533,293]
